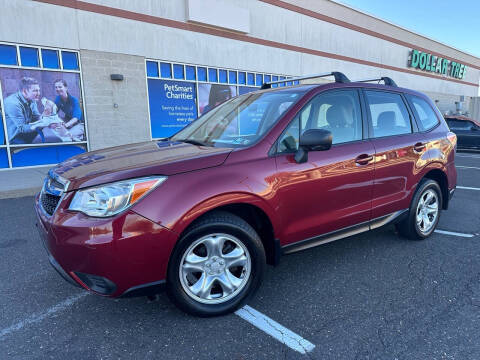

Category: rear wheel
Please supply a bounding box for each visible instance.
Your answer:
[397,179,442,240]
[167,211,265,316]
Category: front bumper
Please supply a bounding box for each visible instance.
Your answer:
[35,192,177,297]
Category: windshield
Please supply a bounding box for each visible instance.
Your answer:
[171,90,306,148]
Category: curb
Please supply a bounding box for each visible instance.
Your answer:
[0,187,41,200]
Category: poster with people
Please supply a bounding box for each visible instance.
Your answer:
[0,69,85,144]
[198,84,237,116]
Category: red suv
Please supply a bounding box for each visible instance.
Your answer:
[35,73,457,316]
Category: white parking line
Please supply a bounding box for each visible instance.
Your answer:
[0,293,88,340]
[434,230,475,238]
[456,166,480,170]
[235,305,315,354]
[457,186,480,191]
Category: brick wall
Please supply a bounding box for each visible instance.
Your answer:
[80,50,150,150]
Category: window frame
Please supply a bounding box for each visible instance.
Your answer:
[405,94,441,133]
[273,88,368,155]
[361,89,418,140]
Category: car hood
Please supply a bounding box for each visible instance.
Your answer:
[52,140,232,190]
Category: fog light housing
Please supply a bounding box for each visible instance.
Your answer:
[72,272,117,295]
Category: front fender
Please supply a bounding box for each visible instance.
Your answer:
[166,192,279,237]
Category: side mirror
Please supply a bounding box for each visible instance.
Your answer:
[294,129,332,163]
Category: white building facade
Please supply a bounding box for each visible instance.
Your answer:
[0,0,478,169]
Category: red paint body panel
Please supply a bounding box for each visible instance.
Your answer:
[34,82,457,297]
[35,193,176,296]
[52,141,232,190]
[274,140,375,245]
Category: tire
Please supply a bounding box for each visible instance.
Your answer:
[166,211,266,317]
[396,179,443,240]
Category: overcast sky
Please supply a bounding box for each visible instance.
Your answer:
[333,0,479,57]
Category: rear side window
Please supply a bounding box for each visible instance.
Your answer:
[408,95,440,131]
[447,120,473,130]
[365,91,412,138]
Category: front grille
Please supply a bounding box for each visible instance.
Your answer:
[40,191,61,216]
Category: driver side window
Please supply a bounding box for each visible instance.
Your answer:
[277,89,363,154]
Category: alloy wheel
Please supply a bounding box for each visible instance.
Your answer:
[179,233,251,304]
[415,189,439,234]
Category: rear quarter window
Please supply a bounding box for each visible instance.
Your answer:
[408,95,440,131]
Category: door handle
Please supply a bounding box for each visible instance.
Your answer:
[355,154,373,165]
[413,142,426,153]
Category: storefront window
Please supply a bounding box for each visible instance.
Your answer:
[20,47,39,67]
[61,51,79,70]
[0,43,87,169]
[0,44,17,65]
[41,49,60,69]
[145,59,294,140]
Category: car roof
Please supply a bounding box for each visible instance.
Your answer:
[444,115,480,128]
[258,81,428,100]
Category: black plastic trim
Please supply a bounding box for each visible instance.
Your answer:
[120,280,166,298]
[282,209,408,254]
[74,272,117,295]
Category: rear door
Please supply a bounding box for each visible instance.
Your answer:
[363,90,428,219]
[274,89,375,246]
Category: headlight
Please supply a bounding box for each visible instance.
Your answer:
[69,176,167,217]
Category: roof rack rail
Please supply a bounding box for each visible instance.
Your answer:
[354,77,397,87]
[260,72,350,89]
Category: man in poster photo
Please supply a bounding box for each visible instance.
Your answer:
[4,77,50,144]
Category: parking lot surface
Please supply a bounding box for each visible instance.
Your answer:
[1,152,479,359]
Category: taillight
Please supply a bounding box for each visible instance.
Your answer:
[447,131,457,147]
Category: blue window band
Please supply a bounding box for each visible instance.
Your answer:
[208,68,217,82]
[160,62,172,78]
[228,71,237,84]
[173,64,184,79]
[219,69,227,83]
[0,44,17,65]
[238,72,246,85]
[42,49,59,69]
[247,73,255,85]
[186,65,196,80]
[197,67,207,81]
[146,61,159,77]
[62,51,79,70]
[19,47,39,67]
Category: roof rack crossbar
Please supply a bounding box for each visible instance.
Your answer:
[354,77,397,87]
[261,72,350,89]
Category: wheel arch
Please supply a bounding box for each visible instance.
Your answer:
[421,168,450,210]
[170,194,280,266]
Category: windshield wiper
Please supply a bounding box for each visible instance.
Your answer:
[176,139,210,147]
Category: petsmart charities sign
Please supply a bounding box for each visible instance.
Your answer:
[409,49,467,79]
[147,79,197,138]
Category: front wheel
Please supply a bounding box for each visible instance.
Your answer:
[167,211,265,316]
[397,179,442,240]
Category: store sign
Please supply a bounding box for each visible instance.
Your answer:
[409,49,467,79]
[147,79,197,138]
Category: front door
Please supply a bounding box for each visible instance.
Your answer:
[274,89,375,246]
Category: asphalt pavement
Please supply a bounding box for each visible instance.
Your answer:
[1,152,479,359]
